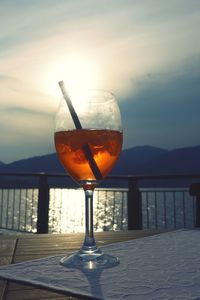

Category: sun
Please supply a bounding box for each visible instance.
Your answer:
[44,55,99,100]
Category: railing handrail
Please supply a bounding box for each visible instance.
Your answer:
[0,172,200,180]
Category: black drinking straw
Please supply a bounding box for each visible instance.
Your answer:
[58,81,103,181]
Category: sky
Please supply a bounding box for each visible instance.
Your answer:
[0,0,200,163]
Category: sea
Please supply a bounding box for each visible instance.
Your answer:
[0,187,195,234]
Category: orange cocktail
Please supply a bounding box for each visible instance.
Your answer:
[55,129,122,189]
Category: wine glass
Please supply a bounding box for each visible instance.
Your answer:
[54,82,123,269]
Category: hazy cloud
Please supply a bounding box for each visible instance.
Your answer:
[0,0,200,162]
[121,56,200,149]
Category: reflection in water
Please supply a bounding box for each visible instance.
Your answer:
[0,187,194,233]
[49,188,128,233]
[0,187,128,233]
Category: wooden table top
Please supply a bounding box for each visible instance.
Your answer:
[0,230,161,300]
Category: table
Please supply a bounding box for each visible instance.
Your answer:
[0,229,160,299]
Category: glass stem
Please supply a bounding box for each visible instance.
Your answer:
[81,189,97,252]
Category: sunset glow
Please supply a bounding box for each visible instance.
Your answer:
[44,55,99,98]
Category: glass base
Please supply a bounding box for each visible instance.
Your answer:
[60,249,119,270]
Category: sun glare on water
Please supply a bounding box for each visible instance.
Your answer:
[49,189,100,233]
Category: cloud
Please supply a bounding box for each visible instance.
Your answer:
[121,56,200,149]
[0,74,56,114]
[1,0,200,99]
[0,0,200,162]
[0,107,54,163]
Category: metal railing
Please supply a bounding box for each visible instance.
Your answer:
[0,172,200,233]
[142,188,195,230]
[0,187,38,232]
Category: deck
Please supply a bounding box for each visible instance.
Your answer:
[0,230,160,299]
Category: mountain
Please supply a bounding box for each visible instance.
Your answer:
[112,145,168,174]
[0,145,200,176]
[143,146,200,175]
[0,153,63,173]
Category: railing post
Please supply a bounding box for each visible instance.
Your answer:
[37,173,49,234]
[128,177,142,230]
[190,183,200,228]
